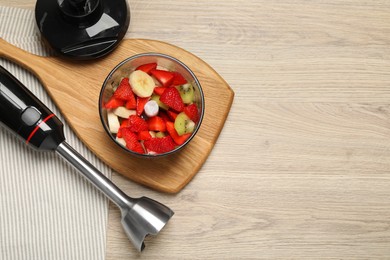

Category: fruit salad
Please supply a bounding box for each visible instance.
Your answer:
[103,62,201,155]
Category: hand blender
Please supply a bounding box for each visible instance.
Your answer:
[0,65,174,252]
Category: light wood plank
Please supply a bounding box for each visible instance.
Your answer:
[2,0,390,258]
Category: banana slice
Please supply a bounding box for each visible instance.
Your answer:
[107,111,120,134]
[129,70,155,98]
[115,137,127,147]
[113,106,136,118]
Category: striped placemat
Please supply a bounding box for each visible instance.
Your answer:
[0,6,110,260]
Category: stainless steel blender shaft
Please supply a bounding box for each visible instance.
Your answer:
[56,142,131,208]
[56,141,174,252]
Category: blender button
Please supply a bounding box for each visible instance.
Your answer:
[21,106,42,126]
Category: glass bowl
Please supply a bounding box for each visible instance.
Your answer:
[99,53,205,158]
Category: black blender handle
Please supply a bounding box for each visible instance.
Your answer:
[0,65,65,150]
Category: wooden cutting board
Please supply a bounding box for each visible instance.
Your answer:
[0,38,234,193]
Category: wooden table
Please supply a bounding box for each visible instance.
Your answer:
[2,0,390,258]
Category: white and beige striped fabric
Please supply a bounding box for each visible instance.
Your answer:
[0,7,109,260]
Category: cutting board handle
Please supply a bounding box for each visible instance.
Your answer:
[0,38,46,73]
[0,38,235,193]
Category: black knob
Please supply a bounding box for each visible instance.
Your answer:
[69,0,89,9]
[58,0,102,26]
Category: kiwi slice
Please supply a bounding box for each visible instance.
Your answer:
[176,83,194,104]
[155,131,166,138]
[151,94,169,110]
[174,112,195,136]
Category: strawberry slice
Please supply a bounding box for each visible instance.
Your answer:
[104,97,125,109]
[122,128,145,154]
[127,115,148,132]
[159,87,184,112]
[158,110,171,122]
[117,119,129,138]
[166,121,191,145]
[138,130,152,141]
[153,86,167,96]
[113,78,136,102]
[171,72,187,86]
[150,69,175,87]
[144,136,176,154]
[167,110,178,121]
[136,62,157,74]
[147,116,167,132]
[136,97,150,116]
[184,103,199,123]
[125,99,136,110]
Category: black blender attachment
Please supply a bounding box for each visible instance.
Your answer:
[0,65,174,252]
[35,0,130,60]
